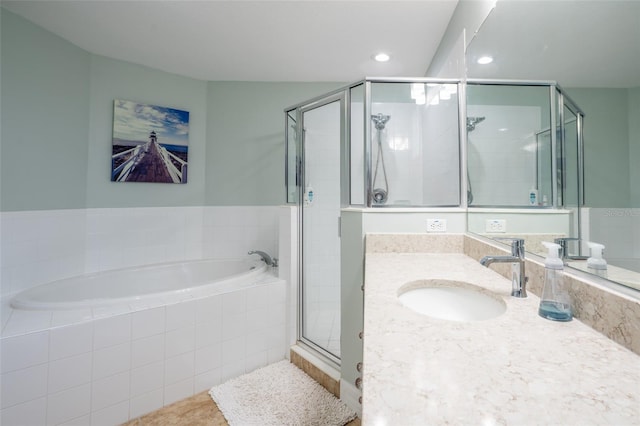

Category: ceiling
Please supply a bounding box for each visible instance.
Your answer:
[2,0,459,82]
[466,0,640,88]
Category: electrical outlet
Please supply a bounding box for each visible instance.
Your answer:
[485,219,507,233]
[427,219,447,233]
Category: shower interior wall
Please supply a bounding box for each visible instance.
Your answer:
[367,102,460,206]
[349,98,460,207]
[467,104,542,205]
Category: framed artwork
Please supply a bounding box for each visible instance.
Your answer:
[111,99,189,183]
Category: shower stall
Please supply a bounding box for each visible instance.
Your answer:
[285,78,463,364]
[285,78,584,365]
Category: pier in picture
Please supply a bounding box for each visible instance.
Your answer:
[111,99,189,183]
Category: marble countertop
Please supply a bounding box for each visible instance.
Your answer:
[362,252,640,425]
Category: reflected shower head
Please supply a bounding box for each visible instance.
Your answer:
[467,116,485,132]
[371,113,391,130]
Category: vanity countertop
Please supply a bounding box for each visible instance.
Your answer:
[362,252,640,425]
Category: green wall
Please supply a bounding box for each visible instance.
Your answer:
[1,9,91,211]
[1,10,341,211]
[86,56,208,208]
[205,81,340,205]
[566,88,631,208]
[629,87,640,207]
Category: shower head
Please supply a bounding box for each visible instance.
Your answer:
[466,116,486,132]
[371,113,391,130]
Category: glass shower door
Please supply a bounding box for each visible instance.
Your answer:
[558,97,584,255]
[299,95,344,361]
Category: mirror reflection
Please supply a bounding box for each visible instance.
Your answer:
[466,0,640,291]
[467,83,553,207]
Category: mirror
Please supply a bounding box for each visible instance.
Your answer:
[465,0,640,291]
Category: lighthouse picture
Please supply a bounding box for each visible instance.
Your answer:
[111,99,190,184]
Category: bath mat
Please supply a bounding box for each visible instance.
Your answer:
[209,360,357,426]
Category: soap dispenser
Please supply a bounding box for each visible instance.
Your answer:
[538,241,572,321]
[528,187,538,206]
[587,242,608,278]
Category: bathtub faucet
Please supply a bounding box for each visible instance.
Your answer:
[248,250,278,267]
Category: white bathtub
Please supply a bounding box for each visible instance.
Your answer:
[10,258,267,310]
[1,258,287,425]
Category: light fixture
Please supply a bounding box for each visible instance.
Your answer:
[477,55,494,65]
[373,52,390,62]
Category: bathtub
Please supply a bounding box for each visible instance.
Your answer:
[10,258,267,310]
[1,258,287,425]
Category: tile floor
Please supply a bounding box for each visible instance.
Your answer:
[123,391,361,426]
[123,360,360,426]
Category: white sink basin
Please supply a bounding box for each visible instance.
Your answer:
[398,280,506,322]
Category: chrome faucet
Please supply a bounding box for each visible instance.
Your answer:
[248,250,278,267]
[480,238,528,298]
[554,237,588,263]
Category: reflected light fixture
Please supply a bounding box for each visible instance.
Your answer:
[373,52,390,62]
[477,55,494,65]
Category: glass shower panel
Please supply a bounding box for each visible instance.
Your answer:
[286,111,298,204]
[300,99,342,359]
[561,103,582,252]
[350,84,365,205]
[466,84,552,207]
[369,82,460,206]
[563,106,580,206]
[535,129,553,206]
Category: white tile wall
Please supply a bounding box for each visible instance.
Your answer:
[0,331,48,373]
[0,205,289,423]
[278,206,298,350]
[48,353,92,393]
[0,397,47,426]
[0,279,287,424]
[47,383,92,425]
[467,105,542,206]
[1,206,280,300]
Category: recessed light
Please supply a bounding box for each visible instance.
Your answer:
[477,56,494,65]
[373,53,390,62]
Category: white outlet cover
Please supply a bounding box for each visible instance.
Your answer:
[485,219,506,233]
[427,219,447,233]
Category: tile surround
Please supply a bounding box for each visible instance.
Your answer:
[0,205,287,424]
[0,280,287,424]
[0,206,279,300]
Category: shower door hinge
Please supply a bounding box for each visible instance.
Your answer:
[338,216,342,238]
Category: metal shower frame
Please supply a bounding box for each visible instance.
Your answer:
[284,77,585,364]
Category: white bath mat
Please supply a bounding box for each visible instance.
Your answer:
[209,360,357,426]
